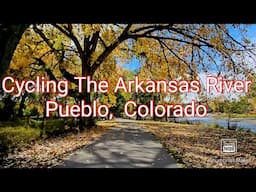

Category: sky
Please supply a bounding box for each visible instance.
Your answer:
[122,24,256,72]
[121,24,256,102]
[229,24,256,41]
[123,57,141,71]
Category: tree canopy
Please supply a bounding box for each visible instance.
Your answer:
[3,24,256,127]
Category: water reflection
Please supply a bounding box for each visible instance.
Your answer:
[174,116,256,133]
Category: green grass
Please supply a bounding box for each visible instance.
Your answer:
[0,118,74,157]
[0,119,26,127]
[207,123,223,129]
[0,126,40,156]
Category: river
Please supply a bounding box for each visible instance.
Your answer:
[175,115,256,133]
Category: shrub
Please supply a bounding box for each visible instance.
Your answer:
[29,118,73,137]
[44,119,66,136]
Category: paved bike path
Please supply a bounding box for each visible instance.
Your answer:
[58,121,177,168]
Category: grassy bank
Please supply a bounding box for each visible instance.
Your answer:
[0,119,116,161]
[0,118,82,155]
[0,127,40,157]
[0,120,59,157]
[1,120,116,168]
[136,120,256,168]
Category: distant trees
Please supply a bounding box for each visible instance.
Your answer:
[110,91,127,117]
[209,95,253,114]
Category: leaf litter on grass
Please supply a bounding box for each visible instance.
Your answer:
[139,121,256,168]
[1,121,116,168]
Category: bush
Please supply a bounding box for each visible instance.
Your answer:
[29,119,42,128]
[29,118,72,137]
[44,119,66,136]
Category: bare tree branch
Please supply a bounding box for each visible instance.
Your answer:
[86,31,100,64]
[98,34,107,48]
[128,33,205,48]
[130,24,171,34]
[52,24,85,63]
[158,39,196,75]
[59,64,78,84]
[91,24,132,74]
[168,27,215,48]
[33,25,54,49]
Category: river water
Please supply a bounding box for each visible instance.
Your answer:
[175,115,256,133]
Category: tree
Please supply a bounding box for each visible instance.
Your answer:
[223,99,236,130]
[110,91,126,117]
[246,74,256,113]
[9,24,255,129]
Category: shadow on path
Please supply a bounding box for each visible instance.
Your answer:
[57,121,177,168]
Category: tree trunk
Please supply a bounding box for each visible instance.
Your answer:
[84,91,95,128]
[55,96,60,118]
[227,119,230,129]
[40,97,47,138]
[18,92,28,117]
[165,115,168,122]
[227,113,231,130]
[0,24,28,80]
[136,104,141,120]
[153,111,157,121]
[78,76,96,130]
[1,95,16,120]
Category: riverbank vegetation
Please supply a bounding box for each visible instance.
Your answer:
[207,79,256,117]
